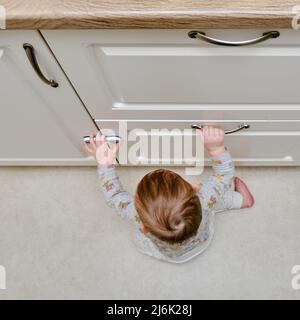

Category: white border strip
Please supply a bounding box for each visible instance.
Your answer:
[0,5,6,30]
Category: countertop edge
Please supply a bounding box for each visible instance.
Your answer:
[2,1,300,30]
[3,8,300,30]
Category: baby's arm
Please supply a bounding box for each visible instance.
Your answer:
[84,132,137,223]
[201,150,241,211]
[198,127,242,211]
[97,166,136,221]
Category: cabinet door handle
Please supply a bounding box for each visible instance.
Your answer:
[191,124,250,135]
[188,31,280,47]
[23,44,59,88]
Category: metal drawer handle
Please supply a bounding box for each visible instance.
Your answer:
[191,124,250,135]
[23,43,59,88]
[188,31,280,47]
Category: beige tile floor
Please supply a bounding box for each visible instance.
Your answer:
[0,166,299,300]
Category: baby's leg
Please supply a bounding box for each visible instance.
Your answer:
[215,177,254,213]
[234,177,255,209]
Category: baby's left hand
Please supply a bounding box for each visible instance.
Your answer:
[197,126,226,157]
[84,132,120,168]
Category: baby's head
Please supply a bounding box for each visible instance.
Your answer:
[135,169,202,244]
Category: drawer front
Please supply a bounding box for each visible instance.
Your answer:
[97,120,300,166]
[43,29,300,121]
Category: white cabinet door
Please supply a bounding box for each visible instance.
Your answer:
[42,30,300,121]
[0,31,96,165]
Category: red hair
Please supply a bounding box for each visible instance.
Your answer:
[135,169,202,244]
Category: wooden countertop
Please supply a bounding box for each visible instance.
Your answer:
[2,0,300,29]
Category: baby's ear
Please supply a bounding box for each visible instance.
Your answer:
[192,184,201,193]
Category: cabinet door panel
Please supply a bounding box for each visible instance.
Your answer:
[0,31,96,164]
[129,133,300,166]
[43,30,300,121]
[97,120,300,166]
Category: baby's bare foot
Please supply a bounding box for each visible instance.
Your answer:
[234,177,255,209]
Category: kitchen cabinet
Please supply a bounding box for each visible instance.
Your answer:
[42,29,300,121]
[41,29,300,166]
[0,31,96,165]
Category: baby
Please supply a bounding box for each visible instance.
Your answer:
[84,126,254,263]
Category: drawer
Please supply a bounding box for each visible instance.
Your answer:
[44,29,300,121]
[97,120,300,166]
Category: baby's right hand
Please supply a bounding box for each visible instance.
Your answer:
[83,132,120,168]
[198,126,226,157]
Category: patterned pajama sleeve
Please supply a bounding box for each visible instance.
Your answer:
[97,166,138,224]
[200,150,243,213]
